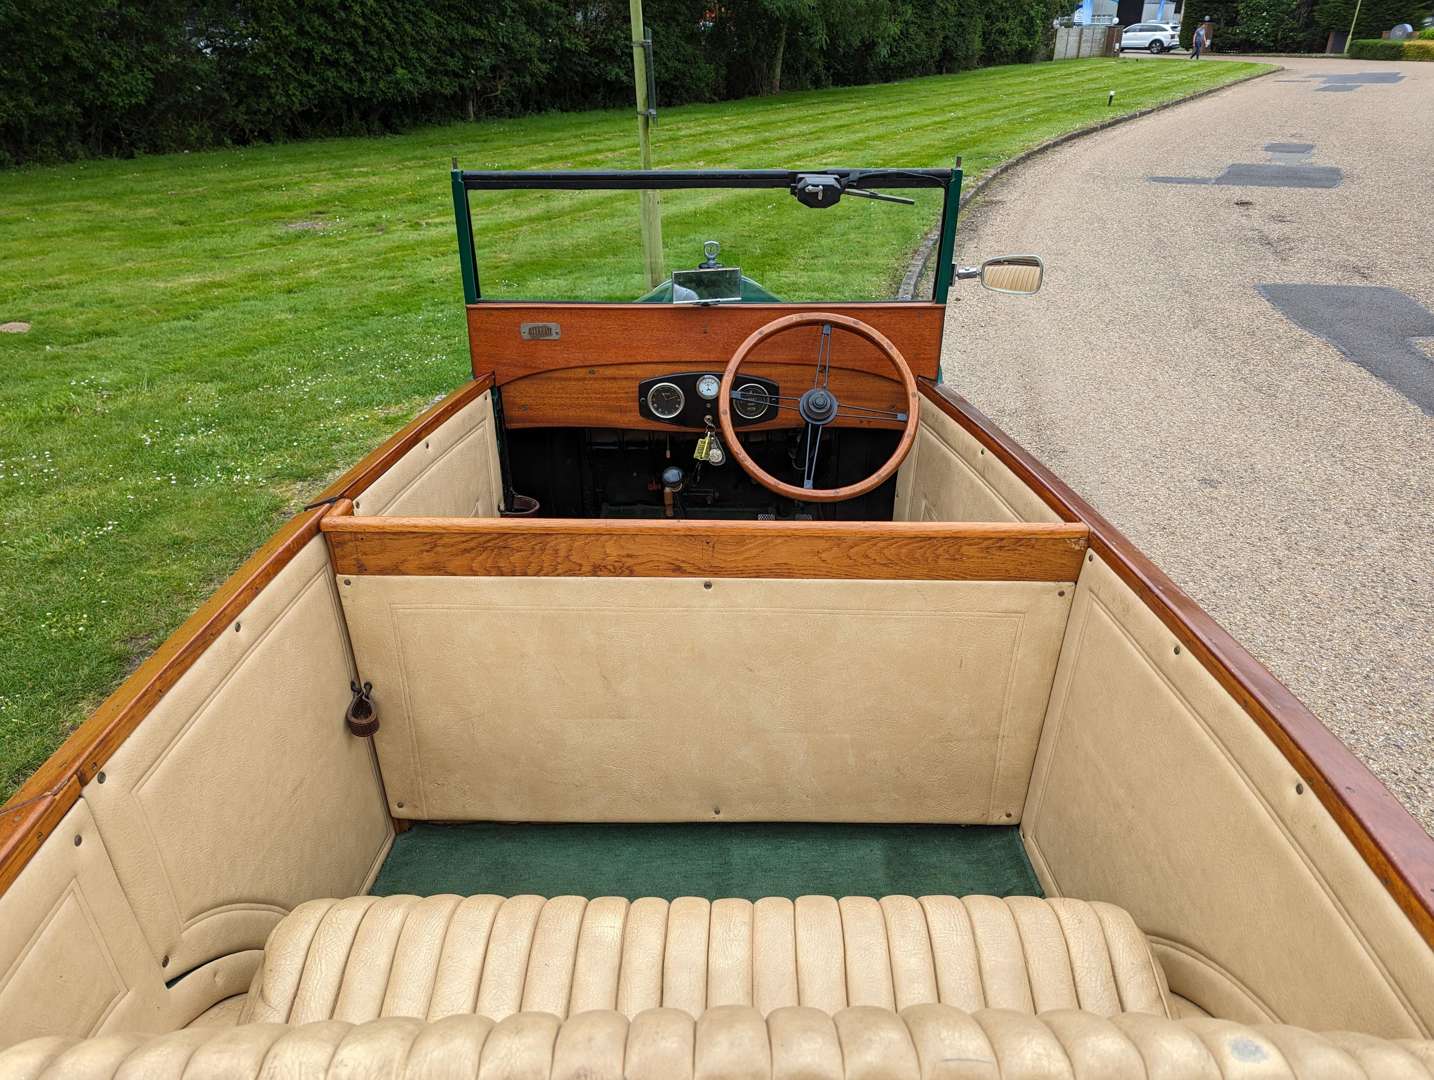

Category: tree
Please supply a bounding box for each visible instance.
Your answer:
[1237,0,1303,48]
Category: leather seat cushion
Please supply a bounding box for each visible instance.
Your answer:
[7,1007,1434,1080]
[238,894,1172,1025]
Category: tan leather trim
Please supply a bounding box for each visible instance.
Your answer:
[349,391,502,518]
[312,376,496,504]
[338,575,1073,822]
[8,1007,1434,1079]
[1024,553,1434,1037]
[894,396,1062,524]
[920,381,1434,953]
[83,539,392,978]
[0,802,258,1049]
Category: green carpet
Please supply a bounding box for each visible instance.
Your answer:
[370,822,1041,900]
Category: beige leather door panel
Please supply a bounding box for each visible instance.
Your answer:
[82,538,392,981]
[1024,554,1434,1037]
[894,397,1062,524]
[340,575,1073,823]
[0,801,256,1048]
[351,390,502,517]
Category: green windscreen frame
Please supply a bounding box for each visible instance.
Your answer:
[448,165,965,307]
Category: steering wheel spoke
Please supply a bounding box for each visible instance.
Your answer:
[801,423,824,489]
[835,402,909,423]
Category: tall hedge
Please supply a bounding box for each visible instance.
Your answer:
[0,0,1061,167]
[1181,0,1428,48]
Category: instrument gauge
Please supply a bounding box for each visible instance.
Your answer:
[646,381,685,420]
[695,374,721,401]
[733,382,771,420]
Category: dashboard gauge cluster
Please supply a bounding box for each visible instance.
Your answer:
[636,371,780,428]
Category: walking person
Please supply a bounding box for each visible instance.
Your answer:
[1190,23,1206,58]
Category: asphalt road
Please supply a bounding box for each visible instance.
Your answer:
[941,55,1434,832]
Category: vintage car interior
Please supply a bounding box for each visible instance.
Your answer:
[1,168,1432,1079]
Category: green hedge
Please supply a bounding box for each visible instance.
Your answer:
[1419,25,1434,35]
[1181,0,1429,50]
[1348,36,1434,56]
[0,0,1062,167]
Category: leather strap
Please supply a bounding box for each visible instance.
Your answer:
[346,681,379,738]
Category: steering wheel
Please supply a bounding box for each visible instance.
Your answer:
[717,312,920,503]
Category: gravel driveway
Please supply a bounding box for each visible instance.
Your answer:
[942,55,1434,832]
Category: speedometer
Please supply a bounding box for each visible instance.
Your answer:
[733,382,771,420]
[646,382,685,420]
[695,374,721,401]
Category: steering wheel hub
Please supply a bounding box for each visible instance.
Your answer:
[798,387,839,425]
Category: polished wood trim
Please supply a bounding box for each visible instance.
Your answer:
[719,312,919,503]
[0,381,491,898]
[500,362,909,431]
[920,379,1434,949]
[322,516,1088,581]
[315,375,494,502]
[0,778,79,895]
[467,302,943,385]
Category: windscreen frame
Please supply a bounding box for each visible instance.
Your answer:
[450,167,964,307]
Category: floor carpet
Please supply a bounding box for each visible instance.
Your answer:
[370,821,1042,900]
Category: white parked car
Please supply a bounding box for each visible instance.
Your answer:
[1119,22,1182,52]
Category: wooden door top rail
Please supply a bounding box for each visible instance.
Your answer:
[321,516,1089,581]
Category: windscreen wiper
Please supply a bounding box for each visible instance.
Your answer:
[790,173,917,209]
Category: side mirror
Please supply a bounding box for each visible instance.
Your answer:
[980,255,1043,294]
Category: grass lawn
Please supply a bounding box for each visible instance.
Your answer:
[0,57,1267,801]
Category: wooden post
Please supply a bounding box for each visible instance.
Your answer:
[1343,0,1364,52]
[630,0,665,289]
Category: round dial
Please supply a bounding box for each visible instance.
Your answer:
[646,381,685,420]
[733,382,771,420]
[695,374,721,401]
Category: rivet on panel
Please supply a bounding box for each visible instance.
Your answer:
[1295,782,1304,795]
[162,955,170,968]
[1087,553,1093,563]
[1173,645,1181,655]
[234,621,241,633]
[979,448,986,456]
[713,807,722,816]
[344,578,352,586]
[74,835,82,847]
[396,801,405,809]
[703,581,713,590]
[96,771,106,784]
[424,441,430,450]
[1057,589,1066,597]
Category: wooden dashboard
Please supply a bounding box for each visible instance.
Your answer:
[468,302,944,431]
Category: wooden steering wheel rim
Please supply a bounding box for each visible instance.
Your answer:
[717,311,920,504]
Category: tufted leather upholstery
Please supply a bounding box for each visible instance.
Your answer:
[7,1007,1434,1080]
[238,894,1172,1025]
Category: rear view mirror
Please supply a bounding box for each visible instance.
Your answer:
[980,255,1043,294]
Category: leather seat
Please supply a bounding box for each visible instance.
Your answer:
[238,893,1172,1025]
[8,1008,1434,1079]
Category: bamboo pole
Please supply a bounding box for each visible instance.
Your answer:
[630,0,665,289]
